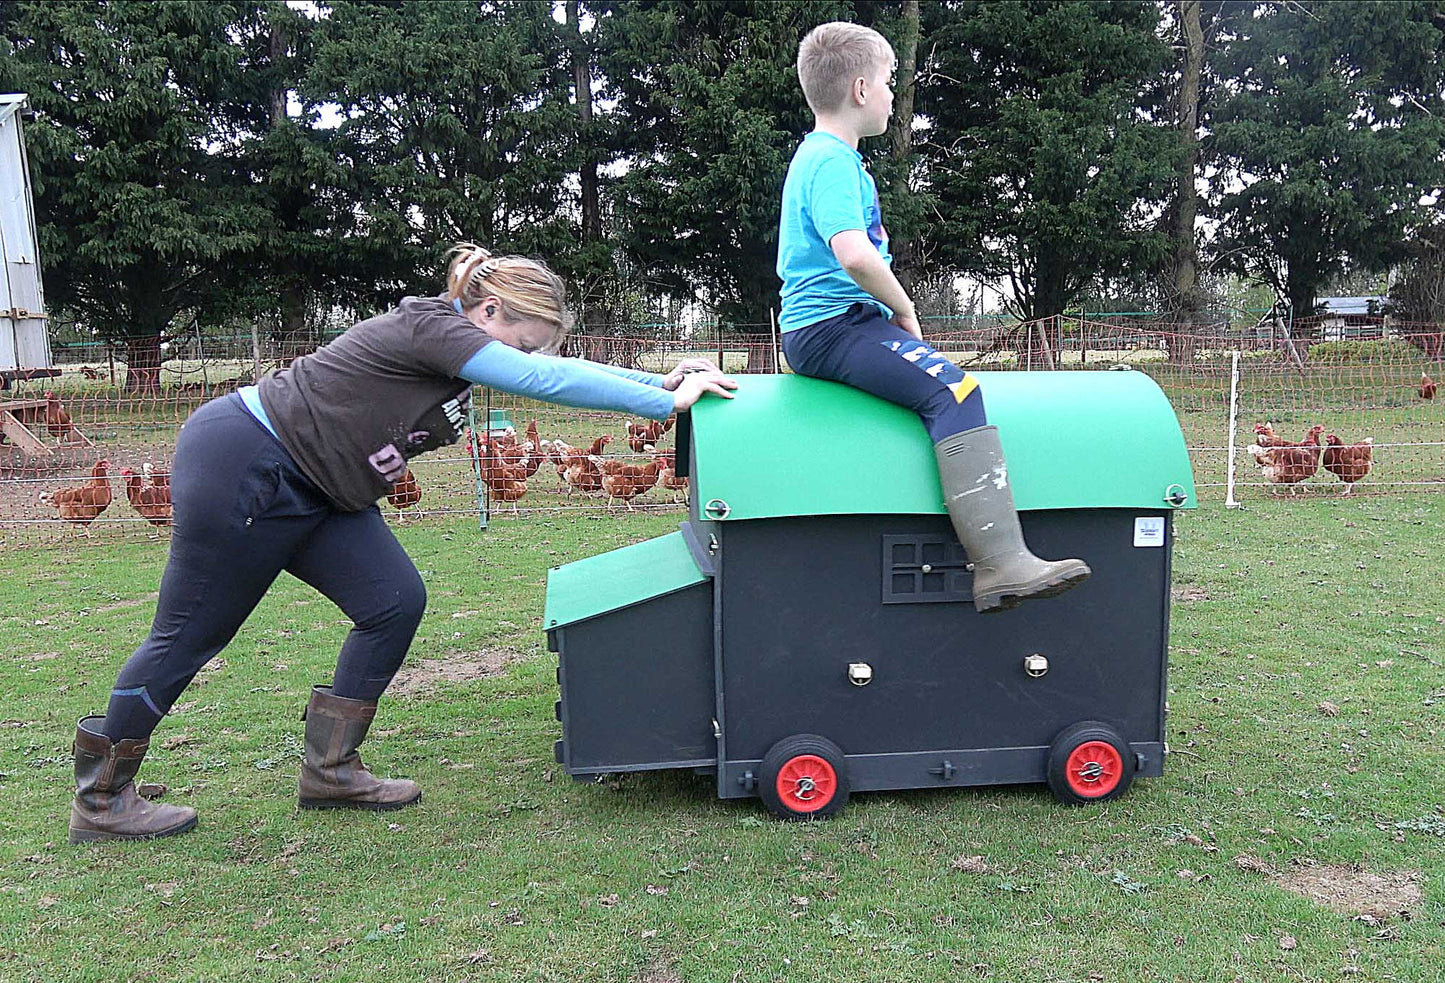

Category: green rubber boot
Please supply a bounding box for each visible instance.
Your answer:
[935,426,1091,613]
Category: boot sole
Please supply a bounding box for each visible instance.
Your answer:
[298,792,421,811]
[975,566,1091,614]
[68,814,198,844]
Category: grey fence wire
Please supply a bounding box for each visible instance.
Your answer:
[4,317,1440,544]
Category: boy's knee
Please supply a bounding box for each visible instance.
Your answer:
[923,381,988,442]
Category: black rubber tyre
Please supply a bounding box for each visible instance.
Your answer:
[758,734,850,821]
[1046,720,1135,806]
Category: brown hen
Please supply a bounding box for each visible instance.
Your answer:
[1321,435,1374,496]
[39,459,113,534]
[121,466,172,527]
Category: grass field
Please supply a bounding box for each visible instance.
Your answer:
[1,497,1442,982]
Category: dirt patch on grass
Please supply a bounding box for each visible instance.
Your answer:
[1272,864,1424,921]
[631,959,681,983]
[1171,585,1211,602]
[388,648,525,696]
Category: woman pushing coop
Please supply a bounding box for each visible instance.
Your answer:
[777,22,1090,612]
[66,245,736,843]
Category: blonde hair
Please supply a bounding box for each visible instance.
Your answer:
[797,22,894,115]
[445,243,574,345]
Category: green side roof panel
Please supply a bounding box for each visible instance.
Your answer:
[689,372,1196,519]
[544,531,707,630]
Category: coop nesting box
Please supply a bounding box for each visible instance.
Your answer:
[545,371,1196,819]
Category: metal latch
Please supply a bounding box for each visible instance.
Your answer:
[928,760,957,781]
[847,662,873,686]
[1164,483,1188,508]
[1023,654,1049,678]
[703,499,731,520]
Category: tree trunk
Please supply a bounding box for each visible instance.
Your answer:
[1287,280,1315,340]
[885,0,921,290]
[566,1,604,330]
[277,279,310,362]
[123,334,164,395]
[269,18,311,365]
[567,2,600,248]
[1171,0,1203,324]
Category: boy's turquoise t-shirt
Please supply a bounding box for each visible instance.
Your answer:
[776,131,892,333]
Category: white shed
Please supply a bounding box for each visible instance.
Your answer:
[1,93,53,380]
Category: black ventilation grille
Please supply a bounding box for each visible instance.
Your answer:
[881,535,973,604]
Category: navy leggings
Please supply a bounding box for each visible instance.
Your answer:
[781,304,986,441]
[102,396,426,742]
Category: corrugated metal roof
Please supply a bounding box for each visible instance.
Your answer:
[1320,296,1386,316]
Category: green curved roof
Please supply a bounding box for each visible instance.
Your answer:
[689,371,1196,519]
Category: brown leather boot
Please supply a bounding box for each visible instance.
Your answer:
[298,686,421,811]
[68,717,198,844]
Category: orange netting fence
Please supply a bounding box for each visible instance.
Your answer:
[3,317,1440,543]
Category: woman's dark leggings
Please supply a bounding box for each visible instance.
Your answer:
[782,303,987,441]
[101,396,426,742]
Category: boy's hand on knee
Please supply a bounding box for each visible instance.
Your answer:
[892,307,922,341]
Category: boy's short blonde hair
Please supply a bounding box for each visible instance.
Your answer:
[796,22,894,115]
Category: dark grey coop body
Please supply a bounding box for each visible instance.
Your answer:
[544,373,1197,818]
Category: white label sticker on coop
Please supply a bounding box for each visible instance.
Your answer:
[1133,516,1165,547]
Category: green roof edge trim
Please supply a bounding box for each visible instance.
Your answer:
[689,372,1196,519]
[544,531,708,630]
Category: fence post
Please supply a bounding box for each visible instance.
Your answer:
[468,390,488,530]
[1225,350,1241,508]
[251,321,261,383]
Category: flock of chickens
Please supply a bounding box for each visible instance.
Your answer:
[1241,372,1435,497]
[482,416,687,510]
[1245,423,1373,496]
[35,415,689,533]
[38,459,171,533]
[385,416,689,520]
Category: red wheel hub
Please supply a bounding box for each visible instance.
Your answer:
[1064,741,1123,797]
[775,754,837,813]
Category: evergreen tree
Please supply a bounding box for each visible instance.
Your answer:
[228,2,360,360]
[918,1,1179,321]
[592,0,851,337]
[304,1,580,310]
[1,1,262,392]
[1206,1,1445,330]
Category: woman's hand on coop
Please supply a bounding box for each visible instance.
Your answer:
[671,371,737,412]
[662,358,723,391]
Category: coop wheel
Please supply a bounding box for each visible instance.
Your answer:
[1046,721,1135,805]
[758,734,849,821]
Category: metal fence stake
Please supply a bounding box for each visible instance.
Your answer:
[1225,350,1241,509]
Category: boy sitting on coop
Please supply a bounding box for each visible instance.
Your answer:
[777,22,1089,612]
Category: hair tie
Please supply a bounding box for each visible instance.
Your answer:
[478,257,502,276]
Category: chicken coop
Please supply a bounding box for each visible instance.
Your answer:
[544,371,1197,819]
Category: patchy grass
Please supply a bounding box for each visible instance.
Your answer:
[1,500,1442,982]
